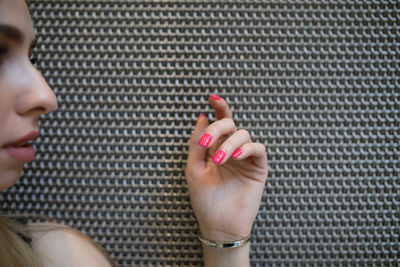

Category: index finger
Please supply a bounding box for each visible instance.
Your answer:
[209,94,233,120]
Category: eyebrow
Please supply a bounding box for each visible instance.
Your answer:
[0,24,37,48]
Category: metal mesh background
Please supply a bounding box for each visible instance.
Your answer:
[1,1,399,266]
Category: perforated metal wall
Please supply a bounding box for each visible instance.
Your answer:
[1,1,399,266]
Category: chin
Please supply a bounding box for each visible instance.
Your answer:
[0,167,23,191]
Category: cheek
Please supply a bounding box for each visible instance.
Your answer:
[0,75,24,190]
[0,87,12,120]
[0,76,17,147]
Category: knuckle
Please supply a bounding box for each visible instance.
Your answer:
[207,120,221,131]
[257,143,268,158]
[219,140,235,152]
[256,142,266,151]
[238,129,250,138]
[219,117,235,127]
[227,118,236,128]
[203,123,215,134]
[207,118,235,134]
[262,143,267,152]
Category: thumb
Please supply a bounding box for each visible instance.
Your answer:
[186,113,209,175]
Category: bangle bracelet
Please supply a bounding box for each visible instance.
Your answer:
[198,234,251,248]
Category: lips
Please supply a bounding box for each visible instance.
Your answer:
[3,130,40,163]
[3,145,36,162]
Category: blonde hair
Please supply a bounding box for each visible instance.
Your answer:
[0,215,43,267]
[0,215,115,267]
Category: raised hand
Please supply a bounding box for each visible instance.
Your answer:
[185,94,268,241]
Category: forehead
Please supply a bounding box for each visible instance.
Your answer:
[0,0,35,42]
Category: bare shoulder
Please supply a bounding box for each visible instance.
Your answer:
[29,222,112,267]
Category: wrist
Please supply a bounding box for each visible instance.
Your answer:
[202,241,250,267]
[199,233,251,248]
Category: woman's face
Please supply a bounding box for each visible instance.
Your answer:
[0,0,57,191]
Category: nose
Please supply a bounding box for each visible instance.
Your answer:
[15,64,57,116]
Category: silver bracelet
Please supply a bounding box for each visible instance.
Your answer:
[198,234,251,248]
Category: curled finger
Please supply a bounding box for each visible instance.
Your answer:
[231,142,268,171]
[210,129,252,165]
[198,118,236,148]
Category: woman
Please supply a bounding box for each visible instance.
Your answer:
[0,0,268,266]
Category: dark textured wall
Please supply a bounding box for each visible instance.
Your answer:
[1,1,399,266]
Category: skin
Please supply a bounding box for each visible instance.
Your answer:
[0,0,268,266]
[186,96,268,266]
[0,0,57,190]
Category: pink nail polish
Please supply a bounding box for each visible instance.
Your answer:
[198,133,212,147]
[210,94,221,101]
[232,148,242,158]
[212,150,226,164]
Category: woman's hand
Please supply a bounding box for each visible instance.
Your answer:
[185,95,268,241]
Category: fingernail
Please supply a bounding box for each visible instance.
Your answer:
[212,150,226,164]
[232,148,242,158]
[198,113,206,120]
[198,133,212,147]
[210,94,221,101]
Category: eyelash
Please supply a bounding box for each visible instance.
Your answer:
[30,55,38,65]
